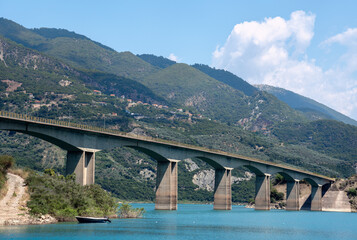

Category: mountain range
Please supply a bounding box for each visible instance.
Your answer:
[0,17,356,202]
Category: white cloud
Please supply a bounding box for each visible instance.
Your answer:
[168,53,178,62]
[323,29,357,73]
[323,28,357,47]
[212,11,357,120]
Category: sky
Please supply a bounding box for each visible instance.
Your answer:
[1,0,357,120]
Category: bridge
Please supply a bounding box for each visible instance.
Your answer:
[0,111,334,211]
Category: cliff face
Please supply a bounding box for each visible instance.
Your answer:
[192,168,253,192]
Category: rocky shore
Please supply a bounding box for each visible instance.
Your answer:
[3,214,57,226]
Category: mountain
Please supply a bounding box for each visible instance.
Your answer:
[191,64,257,96]
[136,57,258,96]
[0,35,165,114]
[137,63,305,127]
[0,17,307,129]
[272,120,357,170]
[0,18,159,81]
[137,54,176,69]
[256,84,357,126]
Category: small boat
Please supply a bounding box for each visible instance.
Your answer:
[76,216,111,223]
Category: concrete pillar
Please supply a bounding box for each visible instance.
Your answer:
[311,185,322,211]
[214,168,232,210]
[155,160,178,210]
[286,180,300,211]
[66,151,95,185]
[255,174,271,210]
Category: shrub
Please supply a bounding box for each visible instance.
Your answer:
[271,187,284,203]
[117,203,145,218]
[44,168,56,176]
[0,155,15,191]
[347,188,357,198]
[273,174,286,185]
[0,155,14,173]
[26,169,118,220]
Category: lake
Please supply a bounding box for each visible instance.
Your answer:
[0,203,356,240]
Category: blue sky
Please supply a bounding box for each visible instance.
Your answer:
[1,0,357,120]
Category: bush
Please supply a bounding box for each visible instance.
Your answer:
[271,187,284,203]
[26,169,118,220]
[0,155,15,191]
[117,203,145,218]
[347,188,357,198]
[273,174,286,185]
[0,155,14,173]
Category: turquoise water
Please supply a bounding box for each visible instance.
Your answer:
[1,204,356,240]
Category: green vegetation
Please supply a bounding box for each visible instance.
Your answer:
[82,70,166,104]
[192,64,257,96]
[26,169,118,221]
[272,120,357,165]
[270,187,284,203]
[0,18,158,81]
[117,203,145,218]
[0,155,14,190]
[347,188,357,198]
[137,54,176,69]
[273,174,285,185]
[232,179,255,203]
[139,63,249,123]
[257,84,357,126]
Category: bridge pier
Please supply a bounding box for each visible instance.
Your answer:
[286,180,300,211]
[301,184,323,211]
[255,174,271,210]
[310,185,322,211]
[66,150,95,186]
[213,168,232,210]
[155,160,178,210]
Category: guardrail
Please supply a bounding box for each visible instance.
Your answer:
[0,110,199,149]
[0,110,334,181]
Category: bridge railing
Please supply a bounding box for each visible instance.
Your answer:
[0,110,199,146]
[0,110,126,136]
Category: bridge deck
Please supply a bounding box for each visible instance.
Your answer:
[0,111,335,182]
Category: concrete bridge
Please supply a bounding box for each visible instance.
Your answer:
[0,111,334,211]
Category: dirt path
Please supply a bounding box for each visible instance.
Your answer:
[0,173,56,225]
[0,173,28,225]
